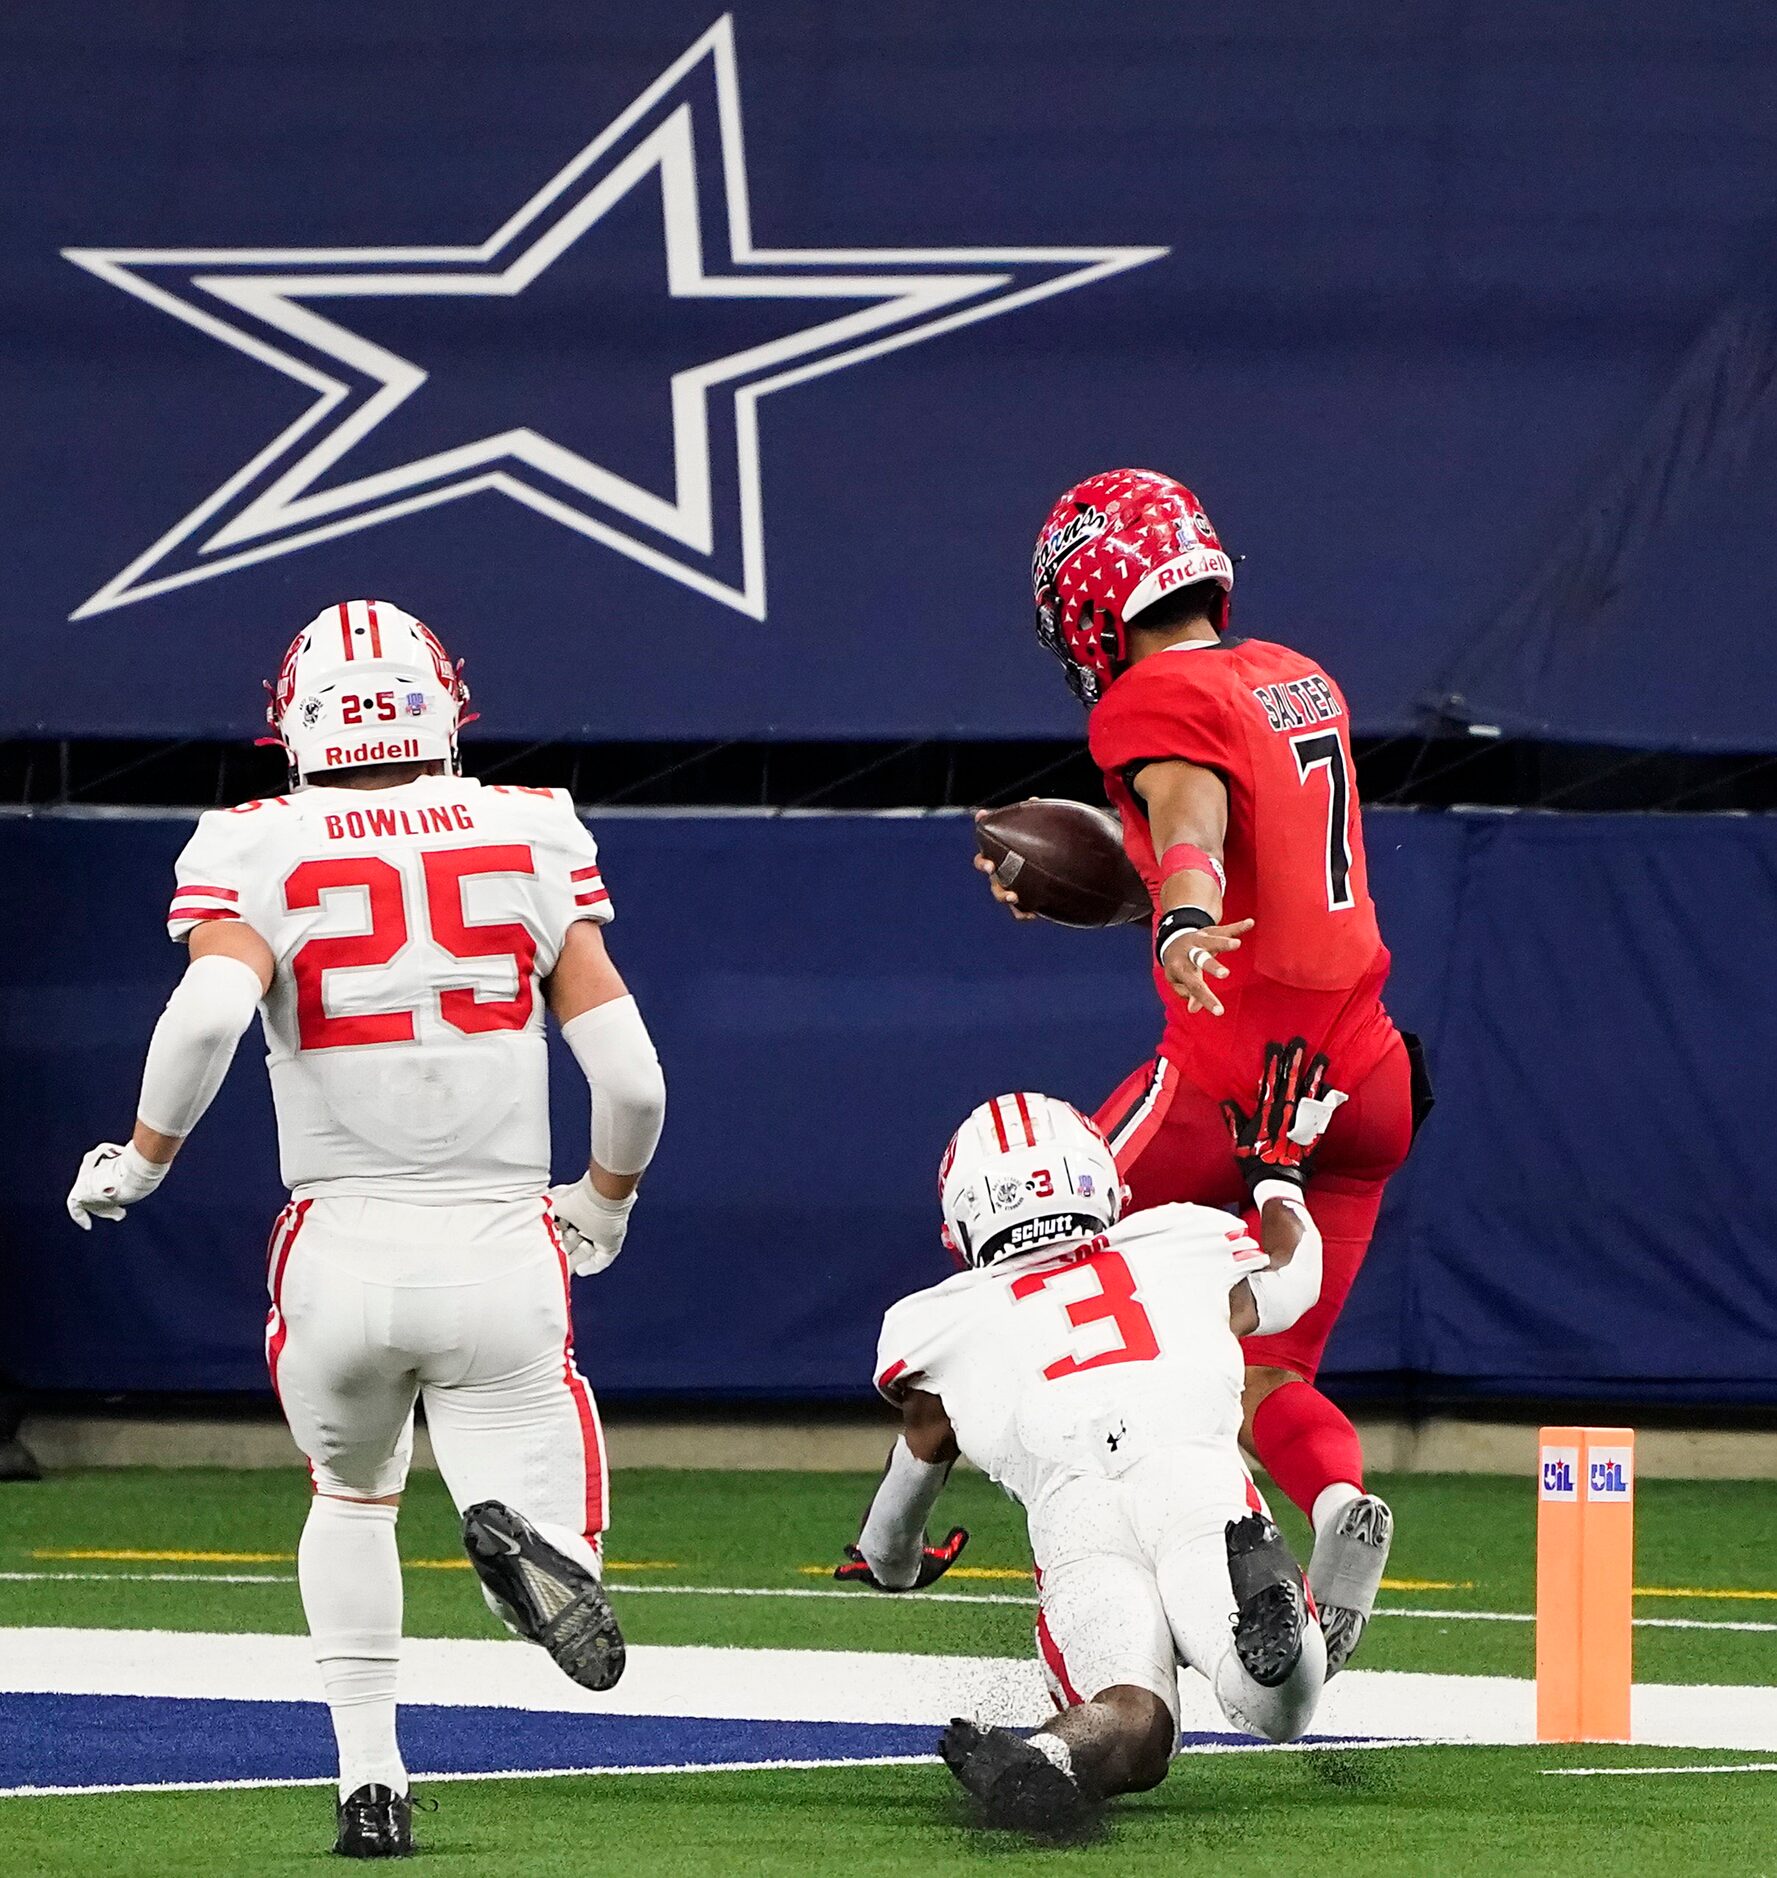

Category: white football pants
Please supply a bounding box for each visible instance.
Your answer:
[1027,1446,1326,1742]
[264,1194,607,1541]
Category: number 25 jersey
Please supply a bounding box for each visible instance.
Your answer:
[873,1205,1265,1511]
[166,776,612,1201]
[1088,637,1396,1102]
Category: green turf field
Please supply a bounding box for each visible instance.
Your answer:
[3,1465,1776,1876]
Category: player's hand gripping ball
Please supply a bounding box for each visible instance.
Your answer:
[1222,1038,1348,1194]
[972,799,1148,928]
[833,1526,971,1592]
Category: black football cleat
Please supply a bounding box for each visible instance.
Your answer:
[333,1783,412,1859]
[1226,1512,1311,1688]
[939,1718,1097,1841]
[461,1499,626,1691]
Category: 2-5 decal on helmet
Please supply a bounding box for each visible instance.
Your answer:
[264,600,473,787]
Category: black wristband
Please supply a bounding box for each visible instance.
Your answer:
[1154,905,1216,968]
[1241,1160,1306,1200]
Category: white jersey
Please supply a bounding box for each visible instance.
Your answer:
[874,1205,1266,1510]
[167,776,612,1201]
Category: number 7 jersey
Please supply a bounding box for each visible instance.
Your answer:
[1088,636,1396,1103]
[166,777,613,1201]
[874,1205,1266,1510]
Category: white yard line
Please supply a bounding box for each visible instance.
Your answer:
[617,1582,1035,1607]
[1,1754,944,1801]
[0,1627,1049,1727]
[2,1738,1441,1803]
[0,1572,291,1586]
[8,1572,1775,1632]
[4,1627,1777,1753]
[1545,1762,1777,1778]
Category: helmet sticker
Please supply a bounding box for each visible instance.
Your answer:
[1032,503,1110,591]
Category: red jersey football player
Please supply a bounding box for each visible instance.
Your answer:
[977,467,1432,1673]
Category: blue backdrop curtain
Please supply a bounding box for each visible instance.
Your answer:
[2,806,1772,1404]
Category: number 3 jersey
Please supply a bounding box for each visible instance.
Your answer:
[167,777,613,1201]
[1088,637,1397,1104]
[874,1204,1266,1511]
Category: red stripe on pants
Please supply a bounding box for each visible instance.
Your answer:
[546,1209,607,1540]
[263,1198,312,1406]
[1035,1605,1084,1707]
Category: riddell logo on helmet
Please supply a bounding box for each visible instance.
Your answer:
[1032,504,1111,588]
[324,738,423,766]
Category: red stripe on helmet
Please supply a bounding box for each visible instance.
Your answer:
[338,602,354,660]
[366,598,383,658]
[988,1099,1010,1153]
[1013,1091,1035,1147]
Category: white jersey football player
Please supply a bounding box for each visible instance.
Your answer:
[65,602,666,1860]
[836,1090,1328,1838]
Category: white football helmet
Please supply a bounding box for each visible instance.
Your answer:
[938,1093,1124,1269]
[265,600,471,786]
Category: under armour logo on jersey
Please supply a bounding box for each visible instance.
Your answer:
[63,15,1164,622]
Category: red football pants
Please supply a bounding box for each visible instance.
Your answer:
[1094,1035,1414,1380]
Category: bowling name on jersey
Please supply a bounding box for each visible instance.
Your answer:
[321,802,479,841]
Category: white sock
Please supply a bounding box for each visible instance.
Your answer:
[1215,1617,1328,1743]
[298,1496,407,1799]
[1311,1481,1363,1537]
[535,1517,603,1580]
[1028,1731,1076,1777]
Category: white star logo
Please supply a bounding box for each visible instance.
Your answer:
[64,14,1164,622]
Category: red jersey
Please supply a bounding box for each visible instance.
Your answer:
[1088,637,1396,1104]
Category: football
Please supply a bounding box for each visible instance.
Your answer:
[973,798,1149,929]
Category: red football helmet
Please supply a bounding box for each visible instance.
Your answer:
[1031,468,1234,705]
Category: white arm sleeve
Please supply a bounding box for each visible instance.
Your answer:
[560,994,666,1176]
[135,954,263,1138]
[857,1437,951,1590]
[1242,1181,1324,1336]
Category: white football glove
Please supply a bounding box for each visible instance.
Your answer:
[547,1175,636,1277]
[67,1142,169,1231]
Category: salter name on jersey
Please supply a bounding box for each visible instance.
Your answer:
[1250,674,1342,734]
